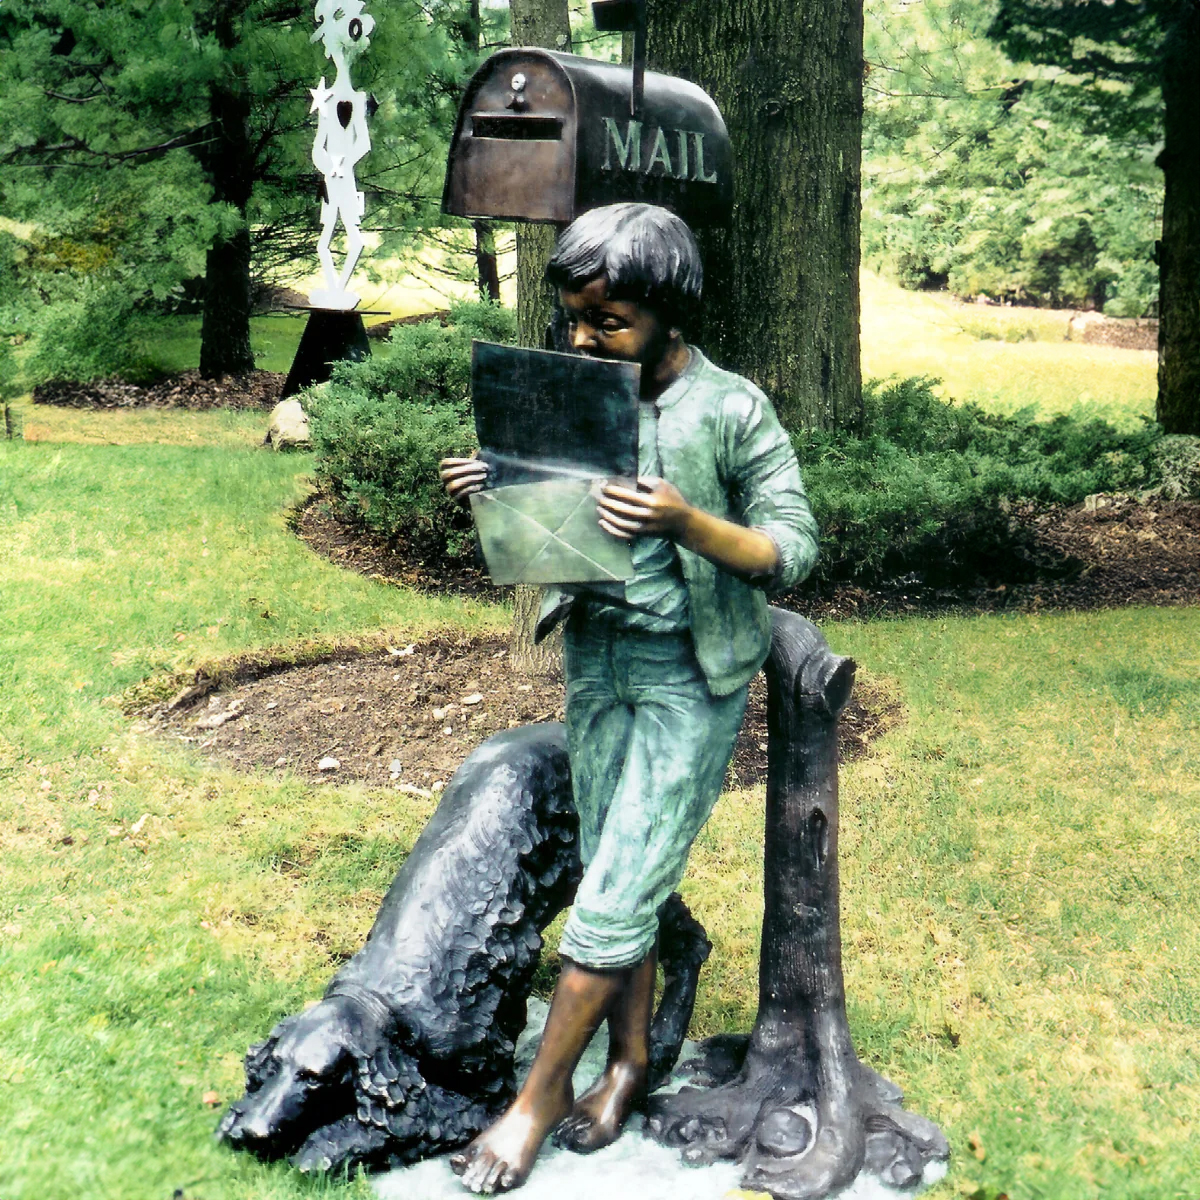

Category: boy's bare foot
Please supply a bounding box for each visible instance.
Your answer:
[450,1083,573,1194]
[554,1060,647,1153]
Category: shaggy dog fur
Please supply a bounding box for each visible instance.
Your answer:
[218,722,711,1175]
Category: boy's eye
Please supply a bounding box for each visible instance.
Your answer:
[599,317,626,333]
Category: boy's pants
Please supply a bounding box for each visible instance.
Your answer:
[557,621,748,969]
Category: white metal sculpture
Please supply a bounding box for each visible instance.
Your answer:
[308,0,375,310]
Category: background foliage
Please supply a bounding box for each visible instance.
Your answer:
[863,0,1161,314]
[0,0,475,371]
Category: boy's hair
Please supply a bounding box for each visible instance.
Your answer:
[545,203,703,332]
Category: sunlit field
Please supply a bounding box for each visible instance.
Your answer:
[861,272,1158,429]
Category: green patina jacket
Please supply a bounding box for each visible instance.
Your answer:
[536,349,819,696]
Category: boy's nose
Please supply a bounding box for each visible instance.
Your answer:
[571,323,597,351]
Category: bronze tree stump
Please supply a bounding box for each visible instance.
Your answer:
[646,608,950,1198]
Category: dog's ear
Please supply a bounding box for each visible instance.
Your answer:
[243,1035,278,1090]
[354,1039,423,1109]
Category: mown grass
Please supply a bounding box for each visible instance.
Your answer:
[690,609,1200,1200]
[861,272,1158,430]
[2,306,1194,1200]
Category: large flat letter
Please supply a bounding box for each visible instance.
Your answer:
[602,117,641,171]
[676,128,690,180]
[646,126,673,175]
[692,131,718,183]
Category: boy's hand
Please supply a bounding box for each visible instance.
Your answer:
[598,476,692,541]
[601,475,782,581]
[440,456,489,505]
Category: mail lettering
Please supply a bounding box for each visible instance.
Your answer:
[600,118,719,184]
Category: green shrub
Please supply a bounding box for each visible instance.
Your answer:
[307,301,516,556]
[312,318,1168,591]
[796,376,1163,587]
[24,278,163,385]
[1152,435,1200,501]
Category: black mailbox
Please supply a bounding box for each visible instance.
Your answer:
[442,49,733,227]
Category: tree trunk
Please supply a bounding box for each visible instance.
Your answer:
[506,0,572,676]
[197,71,256,378]
[474,221,502,302]
[1156,1,1200,435]
[645,0,864,432]
[200,223,254,378]
[648,609,949,1199]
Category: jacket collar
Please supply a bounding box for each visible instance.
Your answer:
[651,345,705,411]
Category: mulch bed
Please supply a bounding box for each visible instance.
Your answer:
[147,633,902,791]
[794,496,1200,619]
[32,370,285,411]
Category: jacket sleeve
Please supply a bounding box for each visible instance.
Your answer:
[722,385,820,592]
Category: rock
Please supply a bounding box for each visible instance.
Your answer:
[317,756,340,772]
[194,699,244,729]
[462,693,484,706]
[264,398,311,450]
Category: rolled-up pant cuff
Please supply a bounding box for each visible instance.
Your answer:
[557,919,657,970]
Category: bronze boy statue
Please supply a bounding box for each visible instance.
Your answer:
[440,202,819,1194]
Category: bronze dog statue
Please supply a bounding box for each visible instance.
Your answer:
[218,723,711,1175]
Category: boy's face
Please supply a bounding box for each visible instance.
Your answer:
[558,277,670,372]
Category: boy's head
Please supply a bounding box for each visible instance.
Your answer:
[545,204,702,382]
[546,203,702,331]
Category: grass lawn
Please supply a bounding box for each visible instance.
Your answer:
[1,310,1192,1200]
[860,273,1157,430]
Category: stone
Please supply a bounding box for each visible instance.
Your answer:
[264,399,312,450]
[372,999,947,1200]
[317,756,340,771]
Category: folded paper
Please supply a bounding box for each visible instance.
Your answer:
[470,479,633,585]
[470,341,640,585]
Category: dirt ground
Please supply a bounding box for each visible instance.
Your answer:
[31,369,285,411]
[147,632,901,790]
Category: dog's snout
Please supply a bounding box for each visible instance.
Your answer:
[221,1107,273,1147]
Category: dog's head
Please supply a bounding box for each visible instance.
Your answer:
[217,994,373,1158]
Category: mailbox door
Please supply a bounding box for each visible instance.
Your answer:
[443,50,576,223]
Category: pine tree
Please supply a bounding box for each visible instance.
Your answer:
[0,1,461,377]
[990,0,1200,435]
[863,0,1160,316]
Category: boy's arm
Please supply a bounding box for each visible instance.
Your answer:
[724,387,819,590]
[598,387,818,589]
[598,479,780,581]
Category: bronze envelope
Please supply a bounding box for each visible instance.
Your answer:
[470,341,640,585]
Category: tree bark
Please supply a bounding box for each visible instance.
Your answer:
[474,221,502,303]
[506,0,572,676]
[645,0,864,432]
[197,63,256,377]
[1156,0,1200,435]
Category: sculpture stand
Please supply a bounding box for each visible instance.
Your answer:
[281,306,383,398]
[646,610,949,1198]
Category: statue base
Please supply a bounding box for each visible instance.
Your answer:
[372,1000,948,1200]
[281,306,384,398]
